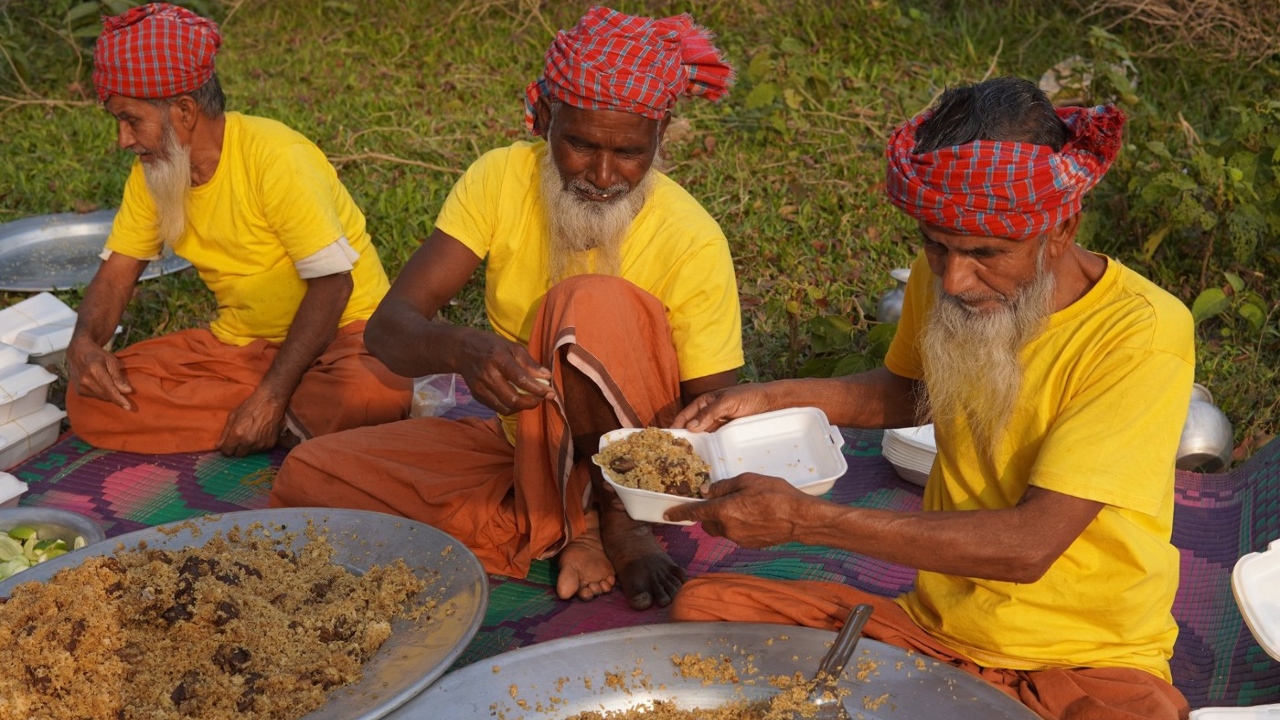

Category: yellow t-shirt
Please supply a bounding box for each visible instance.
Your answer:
[884,253,1194,681]
[434,141,744,440]
[106,112,390,346]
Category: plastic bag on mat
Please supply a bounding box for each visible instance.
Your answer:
[411,374,457,418]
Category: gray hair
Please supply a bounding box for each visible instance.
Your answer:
[150,73,226,118]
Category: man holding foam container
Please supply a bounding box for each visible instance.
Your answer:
[65,4,409,457]
[270,7,743,612]
[666,77,1194,720]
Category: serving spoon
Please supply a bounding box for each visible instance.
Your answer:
[791,603,875,720]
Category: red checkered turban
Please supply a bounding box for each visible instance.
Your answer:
[93,3,222,104]
[885,104,1126,240]
[524,6,734,133]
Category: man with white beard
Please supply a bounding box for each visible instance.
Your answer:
[66,3,410,456]
[665,77,1195,720]
[270,7,743,613]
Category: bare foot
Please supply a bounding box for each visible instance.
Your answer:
[555,511,616,601]
[599,495,686,610]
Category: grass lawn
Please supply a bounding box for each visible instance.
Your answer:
[1,0,1276,460]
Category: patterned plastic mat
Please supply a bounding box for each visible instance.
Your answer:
[8,397,1280,708]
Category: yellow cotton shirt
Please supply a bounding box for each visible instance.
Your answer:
[105,112,390,346]
[434,141,744,441]
[884,253,1194,681]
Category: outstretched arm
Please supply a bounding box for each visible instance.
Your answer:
[218,271,352,456]
[67,252,148,410]
[365,228,554,415]
[675,367,923,432]
[666,475,1102,584]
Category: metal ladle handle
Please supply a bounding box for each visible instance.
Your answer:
[817,603,875,679]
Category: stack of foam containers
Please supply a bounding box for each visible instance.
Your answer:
[0,293,71,472]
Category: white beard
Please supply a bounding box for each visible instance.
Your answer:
[538,150,652,284]
[140,120,191,249]
[917,247,1056,452]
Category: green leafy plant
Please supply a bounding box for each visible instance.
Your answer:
[798,315,897,378]
[1125,101,1280,267]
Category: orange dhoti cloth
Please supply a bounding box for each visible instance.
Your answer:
[268,275,685,578]
[671,574,1189,720]
[65,320,411,454]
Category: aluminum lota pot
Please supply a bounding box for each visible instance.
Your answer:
[1176,383,1234,473]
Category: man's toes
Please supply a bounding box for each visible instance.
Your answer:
[576,577,615,601]
[626,590,654,611]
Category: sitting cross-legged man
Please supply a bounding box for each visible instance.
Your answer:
[666,77,1194,720]
[269,6,743,611]
[66,3,410,456]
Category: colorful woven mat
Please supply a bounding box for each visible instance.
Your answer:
[8,385,1280,709]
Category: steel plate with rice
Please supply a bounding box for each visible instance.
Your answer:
[0,210,191,291]
[0,508,488,720]
[389,622,1038,719]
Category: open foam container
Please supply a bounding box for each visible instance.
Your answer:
[594,407,847,525]
[1233,538,1280,663]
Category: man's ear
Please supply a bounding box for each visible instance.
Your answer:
[657,113,671,143]
[534,95,553,140]
[1046,213,1082,259]
[171,95,200,132]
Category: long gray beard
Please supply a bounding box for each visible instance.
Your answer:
[917,261,1056,452]
[140,122,191,249]
[538,150,651,284]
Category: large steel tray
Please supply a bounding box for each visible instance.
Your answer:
[390,621,1038,719]
[0,209,191,291]
[0,508,488,720]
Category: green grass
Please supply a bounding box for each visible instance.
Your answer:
[1,0,1276,458]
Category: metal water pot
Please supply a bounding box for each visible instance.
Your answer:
[1176,383,1234,473]
[875,268,912,323]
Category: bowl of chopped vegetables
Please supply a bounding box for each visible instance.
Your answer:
[0,507,105,581]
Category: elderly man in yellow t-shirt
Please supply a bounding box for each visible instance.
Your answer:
[65,4,410,457]
[269,7,743,612]
[664,77,1195,720]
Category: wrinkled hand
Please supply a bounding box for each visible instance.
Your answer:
[673,384,777,432]
[458,332,555,415]
[67,336,134,411]
[218,390,287,457]
[663,473,814,548]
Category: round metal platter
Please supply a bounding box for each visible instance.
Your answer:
[0,210,191,291]
[0,508,488,720]
[390,622,1039,719]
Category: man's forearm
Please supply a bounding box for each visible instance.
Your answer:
[759,368,921,429]
[365,298,487,378]
[71,254,146,348]
[257,273,352,401]
[792,486,1101,584]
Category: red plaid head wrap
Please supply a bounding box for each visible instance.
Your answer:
[93,3,222,104]
[524,6,734,133]
[884,104,1126,240]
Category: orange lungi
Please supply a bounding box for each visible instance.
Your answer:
[65,320,410,454]
[268,275,685,578]
[671,574,1189,720]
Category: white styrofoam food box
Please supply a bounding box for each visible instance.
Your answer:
[0,293,76,345]
[594,407,848,525]
[0,343,27,371]
[12,319,75,356]
[1233,538,1280,662]
[0,404,66,471]
[0,471,26,508]
[0,363,57,424]
[1190,706,1280,719]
